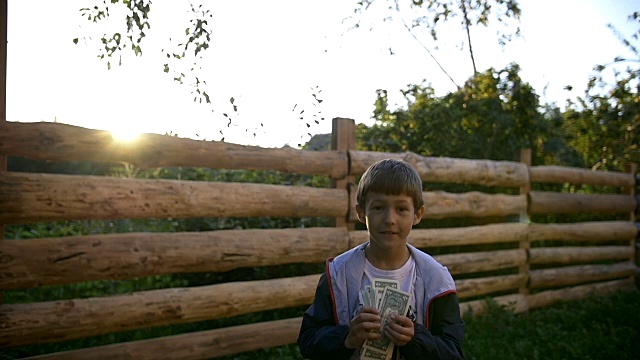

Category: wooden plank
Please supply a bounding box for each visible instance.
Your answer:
[530,165,635,187]
[529,246,633,265]
[350,223,529,248]
[527,221,637,243]
[0,275,320,348]
[24,317,302,360]
[435,249,527,275]
[0,121,348,178]
[529,261,637,289]
[349,150,529,187]
[529,191,636,214]
[0,227,347,289]
[527,278,636,310]
[460,294,528,317]
[423,191,526,219]
[455,274,526,299]
[0,172,347,224]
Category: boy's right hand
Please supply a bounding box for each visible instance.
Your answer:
[344,306,381,349]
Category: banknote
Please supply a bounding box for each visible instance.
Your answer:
[373,279,398,308]
[361,347,387,360]
[360,283,410,360]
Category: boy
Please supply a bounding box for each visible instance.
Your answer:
[297,158,465,359]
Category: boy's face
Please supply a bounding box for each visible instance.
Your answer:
[356,192,424,250]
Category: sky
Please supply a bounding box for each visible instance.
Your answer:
[6,0,639,148]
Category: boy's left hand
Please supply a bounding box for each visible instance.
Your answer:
[383,314,414,346]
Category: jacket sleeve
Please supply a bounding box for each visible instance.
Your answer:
[297,272,356,360]
[398,292,465,359]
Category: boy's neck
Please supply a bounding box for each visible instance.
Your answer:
[365,243,411,270]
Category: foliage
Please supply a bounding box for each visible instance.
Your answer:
[562,12,640,171]
[357,63,546,162]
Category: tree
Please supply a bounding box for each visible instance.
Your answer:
[357,63,547,162]
[563,11,640,171]
[351,0,521,86]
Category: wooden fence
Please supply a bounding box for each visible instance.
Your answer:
[0,118,638,359]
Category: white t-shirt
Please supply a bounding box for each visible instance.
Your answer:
[357,254,418,322]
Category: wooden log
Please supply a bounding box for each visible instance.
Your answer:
[0,172,347,224]
[423,191,526,219]
[349,150,529,187]
[527,278,636,310]
[0,121,348,178]
[529,246,634,265]
[24,317,303,360]
[350,221,637,249]
[435,249,527,275]
[527,221,637,243]
[0,274,320,348]
[530,166,635,187]
[529,261,637,289]
[455,274,526,300]
[350,223,528,249]
[0,228,346,289]
[459,294,528,317]
[529,191,636,215]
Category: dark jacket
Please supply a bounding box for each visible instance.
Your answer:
[297,243,465,359]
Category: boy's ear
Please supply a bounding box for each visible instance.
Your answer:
[413,205,425,225]
[355,203,366,224]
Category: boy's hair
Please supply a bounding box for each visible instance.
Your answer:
[356,158,424,212]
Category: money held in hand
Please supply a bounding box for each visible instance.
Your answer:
[359,279,410,360]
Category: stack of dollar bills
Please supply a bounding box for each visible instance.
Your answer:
[359,279,411,360]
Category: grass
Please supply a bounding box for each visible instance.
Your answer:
[462,288,640,360]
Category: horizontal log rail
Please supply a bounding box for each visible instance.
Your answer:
[527,278,636,310]
[460,294,528,317]
[530,166,635,187]
[529,261,637,289]
[0,274,320,348]
[435,249,527,275]
[456,274,526,299]
[529,246,633,265]
[423,191,526,219]
[526,221,637,242]
[7,222,632,290]
[349,221,636,249]
[24,317,303,360]
[349,150,529,187]
[529,191,636,214]
[0,121,348,178]
[0,172,347,224]
[0,228,348,289]
[30,278,636,360]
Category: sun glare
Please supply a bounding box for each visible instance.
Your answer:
[110,127,142,142]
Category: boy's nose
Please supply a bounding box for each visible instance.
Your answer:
[384,209,396,224]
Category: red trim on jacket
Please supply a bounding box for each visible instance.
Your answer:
[325,258,339,325]
[425,290,457,329]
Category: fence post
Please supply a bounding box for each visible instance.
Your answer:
[623,162,638,287]
[519,148,532,303]
[331,118,356,231]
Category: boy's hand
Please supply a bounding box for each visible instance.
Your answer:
[384,314,414,346]
[344,306,381,349]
